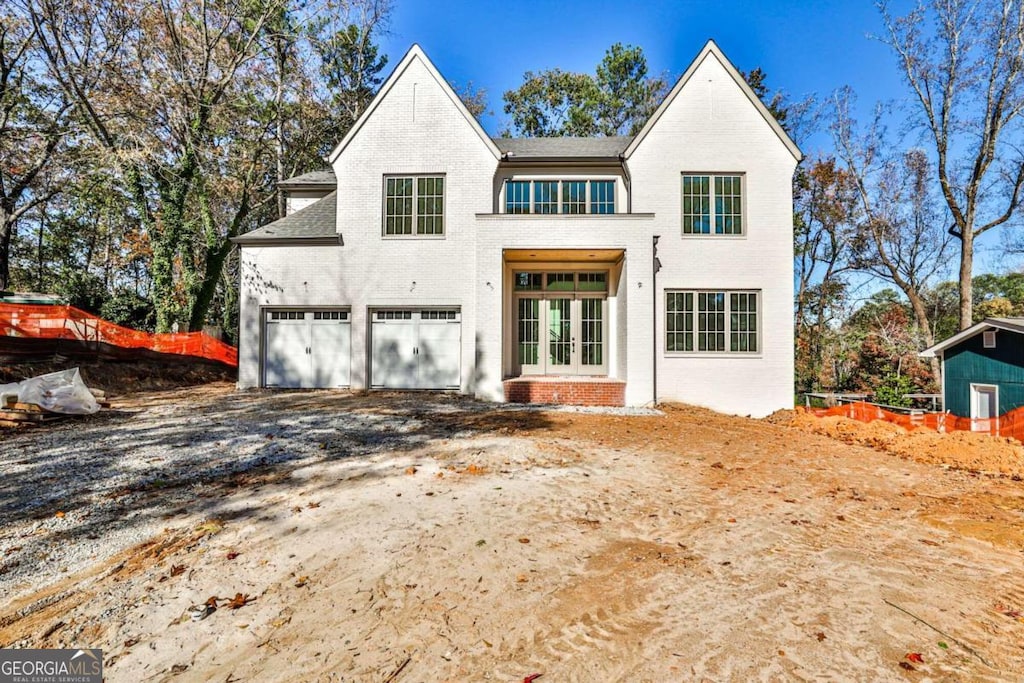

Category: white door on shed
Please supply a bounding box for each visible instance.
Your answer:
[371,309,461,389]
[263,310,350,388]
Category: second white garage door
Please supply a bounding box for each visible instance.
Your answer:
[263,310,351,388]
[371,309,461,389]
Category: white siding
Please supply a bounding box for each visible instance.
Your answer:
[286,190,332,215]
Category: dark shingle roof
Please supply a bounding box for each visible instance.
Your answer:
[491,136,631,160]
[233,192,338,244]
[278,169,337,189]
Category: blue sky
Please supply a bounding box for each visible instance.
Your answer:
[376,0,1015,278]
[378,0,909,157]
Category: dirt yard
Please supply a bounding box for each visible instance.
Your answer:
[2,385,1023,682]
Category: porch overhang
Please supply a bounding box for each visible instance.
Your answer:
[503,248,625,264]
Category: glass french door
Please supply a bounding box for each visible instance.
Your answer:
[516,295,607,375]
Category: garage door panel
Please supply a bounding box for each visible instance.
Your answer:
[310,321,351,388]
[264,322,308,388]
[371,321,417,389]
[418,322,461,388]
[371,309,461,390]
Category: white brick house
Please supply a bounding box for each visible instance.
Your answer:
[234,40,801,416]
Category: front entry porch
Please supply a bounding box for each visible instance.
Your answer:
[503,375,626,407]
[502,249,626,405]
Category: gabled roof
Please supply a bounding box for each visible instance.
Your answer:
[919,317,1024,357]
[232,192,339,246]
[623,39,802,162]
[327,45,501,164]
[279,170,337,190]
[492,136,631,161]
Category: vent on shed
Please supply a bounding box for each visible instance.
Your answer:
[983,330,997,348]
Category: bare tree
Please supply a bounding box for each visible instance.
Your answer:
[0,7,71,290]
[879,0,1024,330]
[832,88,954,379]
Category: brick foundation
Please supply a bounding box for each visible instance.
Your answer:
[503,377,626,407]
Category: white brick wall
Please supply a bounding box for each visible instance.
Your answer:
[627,51,797,416]
[238,44,798,416]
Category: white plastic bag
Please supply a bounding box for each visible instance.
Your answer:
[11,368,100,415]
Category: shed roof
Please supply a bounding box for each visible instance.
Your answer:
[232,192,339,245]
[278,170,337,189]
[491,136,632,160]
[919,317,1024,357]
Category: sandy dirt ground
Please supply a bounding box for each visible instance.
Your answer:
[2,385,1024,682]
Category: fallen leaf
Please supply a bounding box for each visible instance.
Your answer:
[919,538,940,547]
[937,641,948,649]
[237,624,249,629]
[815,632,826,641]
[518,537,530,544]
[226,552,240,560]
[291,506,303,514]
[405,467,417,475]
[778,650,785,656]
[225,593,254,610]
[710,462,724,469]
[171,664,188,674]
[836,515,846,522]
[482,639,492,647]
[271,617,291,628]
[523,674,542,683]
[205,596,220,608]
[306,502,320,509]
[123,637,140,648]
[436,472,444,478]
[170,564,186,577]
[295,576,309,588]
[898,662,916,671]
[475,539,486,547]
[516,574,528,583]
[906,653,924,663]
[158,576,169,583]
[54,511,65,519]
[727,518,736,523]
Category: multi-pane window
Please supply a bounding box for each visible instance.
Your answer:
[513,271,608,293]
[562,181,587,214]
[312,311,348,320]
[506,181,531,214]
[270,311,305,320]
[590,180,615,214]
[503,179,616,214]
[384,175,444,236]
[665,290,759,353]
[533,181,559,214]
[681,174,744,235]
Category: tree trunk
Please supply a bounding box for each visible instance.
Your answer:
[0,203,12,290]
[958,231,974,331]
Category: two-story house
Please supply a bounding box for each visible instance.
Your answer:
[233,40,801,416]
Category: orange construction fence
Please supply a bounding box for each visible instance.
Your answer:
[0,303,237,367]
[806,401,1024,443]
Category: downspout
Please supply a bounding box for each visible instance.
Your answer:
[652,235,661,406]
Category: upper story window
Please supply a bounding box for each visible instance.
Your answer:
[681,174,744,235]
[384,175,444,236]
[503,179,616,214]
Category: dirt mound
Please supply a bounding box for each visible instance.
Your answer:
[789,410,1024,477]
[0,360,235,396]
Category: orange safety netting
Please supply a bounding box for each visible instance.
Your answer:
[0,303,237,367]
[806,401,1024,442]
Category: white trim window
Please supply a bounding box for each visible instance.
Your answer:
[384,175,445,236]
[665,290,759,353]
[503,179,616,214]
[681,174,744,235]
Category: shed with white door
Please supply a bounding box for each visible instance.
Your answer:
[920,317,1024,428]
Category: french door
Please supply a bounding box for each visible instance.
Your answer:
[516,295,607,375]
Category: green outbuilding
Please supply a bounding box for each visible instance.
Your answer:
[921,317,1024,421]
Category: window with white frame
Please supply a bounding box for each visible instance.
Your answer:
[503,179,616,214]
[665,290,759,353]
[681,174,744,235]
[384,175,444,236]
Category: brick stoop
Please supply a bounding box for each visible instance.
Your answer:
[503,376,626,407]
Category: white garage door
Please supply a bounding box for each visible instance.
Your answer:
[371,309,461,389]
[263,310,350,388]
